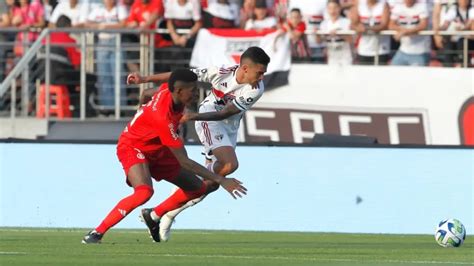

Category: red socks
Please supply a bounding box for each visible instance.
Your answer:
[153,183,207,217]
[96,185,154,234]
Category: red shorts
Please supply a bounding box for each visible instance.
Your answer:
[116,143,181,184]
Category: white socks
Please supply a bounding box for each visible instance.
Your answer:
[150,210,161,222]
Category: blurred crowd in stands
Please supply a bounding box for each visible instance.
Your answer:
[1,0,474,117]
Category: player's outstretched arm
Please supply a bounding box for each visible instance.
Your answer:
[180,102,241,123]
[127,72,172,85]
[139,88,159,105]
[169,146,247,199]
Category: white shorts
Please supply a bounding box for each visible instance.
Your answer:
[195,105,238,161]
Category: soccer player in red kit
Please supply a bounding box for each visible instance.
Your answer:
[82,69,247,244]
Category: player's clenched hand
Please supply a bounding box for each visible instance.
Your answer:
[220,178,247,199]
[127,73,144,85]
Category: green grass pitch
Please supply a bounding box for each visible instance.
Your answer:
[0,228,472,266]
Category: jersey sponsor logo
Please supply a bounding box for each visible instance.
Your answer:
[220,82,228,88]
[169,123,179,140]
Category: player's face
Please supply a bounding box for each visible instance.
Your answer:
[244,62,267,86]
[176,81,199,106]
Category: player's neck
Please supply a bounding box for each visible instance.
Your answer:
[171,95,184,113]
[235,67,246,84]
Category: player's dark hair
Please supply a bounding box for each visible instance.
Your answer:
[327,0,340,6]
[240,46,270,66]
[168,69,197,92]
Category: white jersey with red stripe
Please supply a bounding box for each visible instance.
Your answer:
[191,65,264,128]
[191,65,264,160]
[390,3,431,54]
[357,0,391,56]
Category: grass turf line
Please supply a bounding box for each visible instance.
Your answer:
[0,228,472,266]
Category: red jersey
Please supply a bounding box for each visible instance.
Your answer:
[118,84,184,153]
[127,0,164,27]
[42,32,81,67]
[283,20,306,33]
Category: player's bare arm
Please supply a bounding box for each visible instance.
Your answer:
[139,88,159,105]
[168,146,247,199]
[127,72,172,85]
[180,102,241,123]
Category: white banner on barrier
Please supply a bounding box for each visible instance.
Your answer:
[190,28,291,88]
[238,65,474,145]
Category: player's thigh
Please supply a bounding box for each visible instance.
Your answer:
[167,168,203,192]
[117,144,153,187]
[127,163,153,188]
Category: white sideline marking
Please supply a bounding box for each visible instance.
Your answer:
[0,251,27,255]
[110,253,474,265]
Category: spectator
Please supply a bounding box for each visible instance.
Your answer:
[340,0,355,18]
[443,0,474,65]
[127,0,168,72]
[164,0,202,48]
[48,0,82,27]
[85,0,128,109]
[0,0,13,80]
[11,0,46,56]
[239,0,255,28]
[42,0,58,24]
[203,0,239,28]
[433,0,457,50]
[120,0,133,15]
[288,0,326,62]
[276,7,311,61]
[273,0,288,23]
[433,0,458,65]
[127,0,164,32]
[317,0,353,65]
[34,15,97,117]
[244,0,277,30]
[389,0,431,66]
[351,0,391,65]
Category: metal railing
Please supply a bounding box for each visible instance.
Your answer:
[0,28,473,121]
[306,29,474,67]
[0,28,192,120]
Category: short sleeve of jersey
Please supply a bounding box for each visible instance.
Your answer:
[190,66,219,83]
[232,82,264,111]
[417,4,429,19]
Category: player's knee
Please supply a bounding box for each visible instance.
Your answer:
[134,185,154,204]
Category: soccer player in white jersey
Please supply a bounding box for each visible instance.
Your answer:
[127,46,270,242]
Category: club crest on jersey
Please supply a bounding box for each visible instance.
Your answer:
[214,134,224,141]
[169,123,179,140]
[134,148,145,160]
